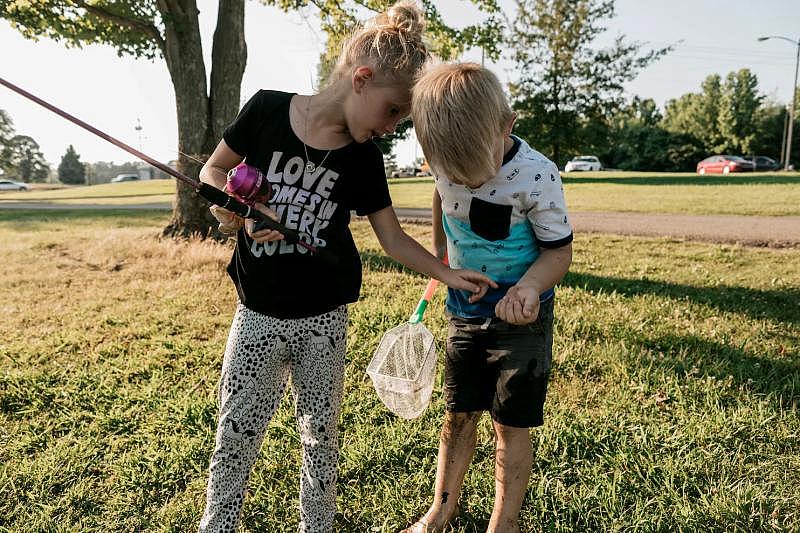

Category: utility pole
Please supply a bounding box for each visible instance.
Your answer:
[758,36,799,170]
[780,104,789,165]
[134,118,143,152]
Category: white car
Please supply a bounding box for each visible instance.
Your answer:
[111,173,140,183]
[565,156,602,172]
[0,179,30,191]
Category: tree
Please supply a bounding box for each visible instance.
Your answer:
[1,0,502,239]
[507,0,669,166]
[9,135,50,182]
[750,102,786,161]
[662,75,724,152]
[716,69,762,155]
[1,110,51,181]
[58,145,86,184]
[1,109,17,175]
[596,97,704,171]
[663,70,765,156]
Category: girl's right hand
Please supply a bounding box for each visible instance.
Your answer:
[244,202,285,243]
[210,205,244,234]
[442,269,498,303]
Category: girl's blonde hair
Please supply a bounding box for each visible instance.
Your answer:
[412,62,514,187]
[332,1,429,85]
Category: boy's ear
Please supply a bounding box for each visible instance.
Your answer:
[352,66,374,94]
[504,113,517,135]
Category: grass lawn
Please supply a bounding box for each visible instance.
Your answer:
[387,172,800,216]
[0,180,175,205]
[1,210,798,531]
[4,171,800,216]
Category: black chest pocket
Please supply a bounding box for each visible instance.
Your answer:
[468,197,512,241]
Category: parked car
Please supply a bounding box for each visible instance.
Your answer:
[0,179,29,191]
[696,155,755,174]
[390,166,420,178]
[111,173,140,183]
[753,155,780,171]
[565,156,602,172]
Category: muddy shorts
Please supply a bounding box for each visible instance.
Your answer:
[444,297,554,428]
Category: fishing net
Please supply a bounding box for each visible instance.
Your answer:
[367,320,437,419]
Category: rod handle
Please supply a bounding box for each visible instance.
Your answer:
[196,182,316,252]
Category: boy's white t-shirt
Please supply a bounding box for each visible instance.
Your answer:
[435,135,573,318]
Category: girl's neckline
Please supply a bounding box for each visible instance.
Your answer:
[287,93,356,152]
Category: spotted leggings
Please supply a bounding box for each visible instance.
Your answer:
[199,304,348,533]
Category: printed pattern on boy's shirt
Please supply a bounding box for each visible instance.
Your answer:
[436,137,572,318]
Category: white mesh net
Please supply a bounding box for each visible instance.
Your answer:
[367,321,437,419]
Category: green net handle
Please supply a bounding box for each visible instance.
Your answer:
[409,278,440,324]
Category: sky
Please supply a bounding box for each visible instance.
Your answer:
[1,0,798,169]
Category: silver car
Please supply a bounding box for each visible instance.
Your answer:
[0,179,30,191]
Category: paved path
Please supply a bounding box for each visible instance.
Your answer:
[394,209,800,248]
[2,201,798,248]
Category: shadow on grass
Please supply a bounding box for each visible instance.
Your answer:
[360,249,420,277]
[632,331,799,401]
[358,257,799,325]
[563,174,800,186]
[564,271,799,325]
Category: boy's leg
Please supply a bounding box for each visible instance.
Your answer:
[485,298,555,533]
[486,422,532,533]
[199,305,292,533]
[289,306,348,533]
[404,316,491,533]
[402,410,481,533]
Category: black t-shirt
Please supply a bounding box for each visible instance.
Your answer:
[223,90,392,318]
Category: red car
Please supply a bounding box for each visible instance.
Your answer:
[696,155,755,174]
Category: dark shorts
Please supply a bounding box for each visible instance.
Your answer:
[444,297,554,428]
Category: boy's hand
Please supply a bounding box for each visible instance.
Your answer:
[244,202,285,243]
[209,205,244,235]
[496,284,540,325]
[442,269,498,301]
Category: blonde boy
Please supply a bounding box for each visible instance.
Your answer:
[403,63,573,533]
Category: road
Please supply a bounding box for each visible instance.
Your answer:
[392,209,800,248]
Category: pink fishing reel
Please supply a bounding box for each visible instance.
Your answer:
[225,163,271,206]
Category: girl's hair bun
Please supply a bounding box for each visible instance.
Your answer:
[330,0,429,85]
[386,0,426,38]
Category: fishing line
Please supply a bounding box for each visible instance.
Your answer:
[0,76,317,253]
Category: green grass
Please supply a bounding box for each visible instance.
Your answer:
[5,171,800,216]
[0,180,174,205]
[1,210,798,531]
[387,173,800,216]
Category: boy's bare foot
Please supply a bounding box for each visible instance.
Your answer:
[399,507,459,533]
[399,518,429,533]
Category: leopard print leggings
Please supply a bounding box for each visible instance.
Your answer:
[199,304,348,533]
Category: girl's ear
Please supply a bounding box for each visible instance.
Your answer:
[504,113,517,135]
[352,65,374,93]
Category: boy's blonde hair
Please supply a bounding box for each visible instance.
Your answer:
[412,62,514,187]
[331,1,429,86]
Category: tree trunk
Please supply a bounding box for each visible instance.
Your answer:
[158,0,246,240]
[210,0,247,143]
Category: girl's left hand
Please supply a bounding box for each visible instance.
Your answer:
[245,202,285,243]
[442,269,498,303]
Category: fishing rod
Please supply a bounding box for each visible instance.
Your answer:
[0,76,317,254]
